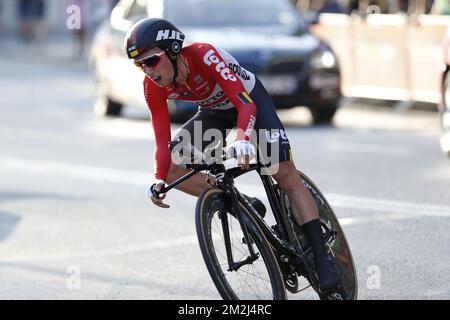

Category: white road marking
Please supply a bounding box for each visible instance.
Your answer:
[325,141,415,157]
[81,119,154,140]
[236,183,450,218]
[338,213,419,226]
[0,155,150,186]
[326,193,450,218]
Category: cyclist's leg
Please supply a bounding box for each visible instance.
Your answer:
[248,78,318,224]
[250,77,340,291]
[166,108,233,196]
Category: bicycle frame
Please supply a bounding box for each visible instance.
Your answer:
[221,165,309,268]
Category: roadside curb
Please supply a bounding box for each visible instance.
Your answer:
[341,97,438,113]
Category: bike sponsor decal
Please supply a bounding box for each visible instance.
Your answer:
[203,49,237,82]
[237,92,253,104]
[156,29,184,41]
[229,63,250,80]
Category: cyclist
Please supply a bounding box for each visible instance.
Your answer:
[125,18,340,293]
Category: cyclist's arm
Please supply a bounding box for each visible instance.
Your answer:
[144,78,172,181]
[197,44,257,141]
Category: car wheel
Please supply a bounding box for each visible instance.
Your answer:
[93,71,123,117]
[441,72,450,156]
[310,101,339,125]
[94,95,123,117]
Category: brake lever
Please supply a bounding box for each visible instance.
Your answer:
[150,183,164,200]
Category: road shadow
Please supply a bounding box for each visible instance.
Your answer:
[0,190,93,242]
[0,190,92,203]
[0,211,21,242]
[0,260,219,299]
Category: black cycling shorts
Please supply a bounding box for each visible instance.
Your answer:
[172,77,292,167]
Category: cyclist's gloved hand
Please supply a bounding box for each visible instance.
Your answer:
[147,179,170,208]
[226,140,256,170]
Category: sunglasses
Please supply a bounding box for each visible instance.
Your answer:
[134,53,163,70]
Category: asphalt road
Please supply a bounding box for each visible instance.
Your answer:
[0,40,449,300]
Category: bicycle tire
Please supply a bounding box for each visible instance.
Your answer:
[297,171,358,300]
[196,188,287,300]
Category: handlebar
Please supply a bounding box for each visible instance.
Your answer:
[151,139,258,199]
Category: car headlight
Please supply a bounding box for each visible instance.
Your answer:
[311,50,337,69]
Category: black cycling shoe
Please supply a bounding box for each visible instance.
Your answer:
[318,283,347,300]
[324,285,347,300]
[300,219,341,293]
[243,194,266,218]
[315,251,341,293]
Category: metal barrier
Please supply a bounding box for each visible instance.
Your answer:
[311,13,450,104]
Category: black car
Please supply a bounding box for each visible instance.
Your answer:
[90,0,341,124]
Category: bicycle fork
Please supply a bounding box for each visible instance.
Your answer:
[218,180,259,272]
[217,210,257,272]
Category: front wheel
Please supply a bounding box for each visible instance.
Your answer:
[310,101,339,125]
[196,188,287,300]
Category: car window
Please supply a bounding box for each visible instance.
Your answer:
[164,0,305,31]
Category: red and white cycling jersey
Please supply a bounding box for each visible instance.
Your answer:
[144,42,257,180]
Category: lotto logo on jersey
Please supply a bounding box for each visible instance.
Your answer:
[203,49,237,82]
[266,129,288,143]
[156,30,184,41]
